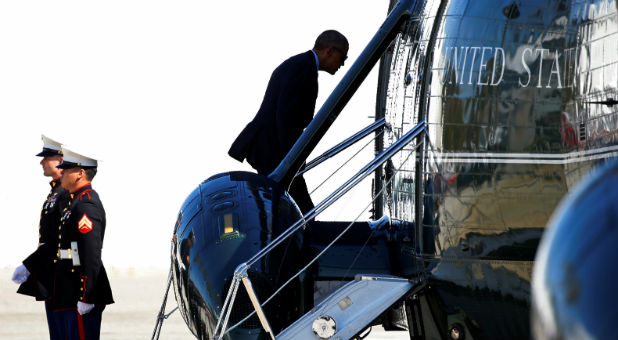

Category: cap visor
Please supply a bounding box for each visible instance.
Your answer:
[56,162,76,169]
[37,151,60,157]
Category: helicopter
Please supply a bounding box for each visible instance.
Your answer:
[163,0,618,339]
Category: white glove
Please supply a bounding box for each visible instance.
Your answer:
[77,301,95,315]
[11,264,30,284]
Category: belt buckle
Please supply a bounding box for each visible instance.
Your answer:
[58,249,71,259]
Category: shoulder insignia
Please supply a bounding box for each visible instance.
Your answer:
[78,213,93,233]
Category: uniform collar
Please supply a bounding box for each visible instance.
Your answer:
[70,183,92,201]
[50,177,62,188]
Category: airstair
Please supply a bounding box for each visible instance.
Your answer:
[212,121,427,340]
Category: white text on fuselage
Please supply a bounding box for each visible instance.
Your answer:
[440,46,581,89]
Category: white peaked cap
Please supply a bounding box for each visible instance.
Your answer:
[42,135,62,150]
[58,147,98,168]
[37,135,63,156]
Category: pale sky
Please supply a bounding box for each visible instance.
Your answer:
[0,1,387,269]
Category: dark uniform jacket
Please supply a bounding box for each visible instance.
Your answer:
[51,184,114,310]
[19,178,70,300]
[229,50,318,175]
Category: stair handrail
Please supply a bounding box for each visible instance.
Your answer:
[249,121,425,268]
[296,117,388,177]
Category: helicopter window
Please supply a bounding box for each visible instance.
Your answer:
[218,213,242,241]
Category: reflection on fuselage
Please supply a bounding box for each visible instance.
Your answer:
[379,0,617,338]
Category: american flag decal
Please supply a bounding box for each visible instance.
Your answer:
[78,214,93,233]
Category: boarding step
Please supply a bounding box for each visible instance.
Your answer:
[277,274,415,340]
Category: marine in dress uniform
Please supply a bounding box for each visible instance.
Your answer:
[51,148,113,340]
[228,30,349,214]
[12,135,70,339]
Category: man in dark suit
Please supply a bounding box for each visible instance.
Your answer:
[229,30,349,213]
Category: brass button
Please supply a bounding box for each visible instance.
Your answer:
[81,279,84,282]
[58,243,61,248]
[58,227,61,230]
[79,297,83,301]
[54,259,57,263]
[58,235,61,239]
[71,269,75,273]
[80,288,83,291]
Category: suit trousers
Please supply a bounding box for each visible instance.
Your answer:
[248,157,314,215]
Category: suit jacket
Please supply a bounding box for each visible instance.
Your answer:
[229,50,318,175]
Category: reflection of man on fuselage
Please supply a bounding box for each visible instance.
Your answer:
[229,30,349,214]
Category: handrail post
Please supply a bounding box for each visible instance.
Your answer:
[241,274,276,340]
[213,264,245,340]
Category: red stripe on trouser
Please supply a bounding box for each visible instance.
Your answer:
[76,311,85,340]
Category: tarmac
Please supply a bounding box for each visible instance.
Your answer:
[0,268,408,340]
[0,268,192,340]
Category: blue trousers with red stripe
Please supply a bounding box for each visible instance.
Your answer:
[45,301,104,340]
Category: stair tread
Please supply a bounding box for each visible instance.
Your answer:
[277,275,415,340]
